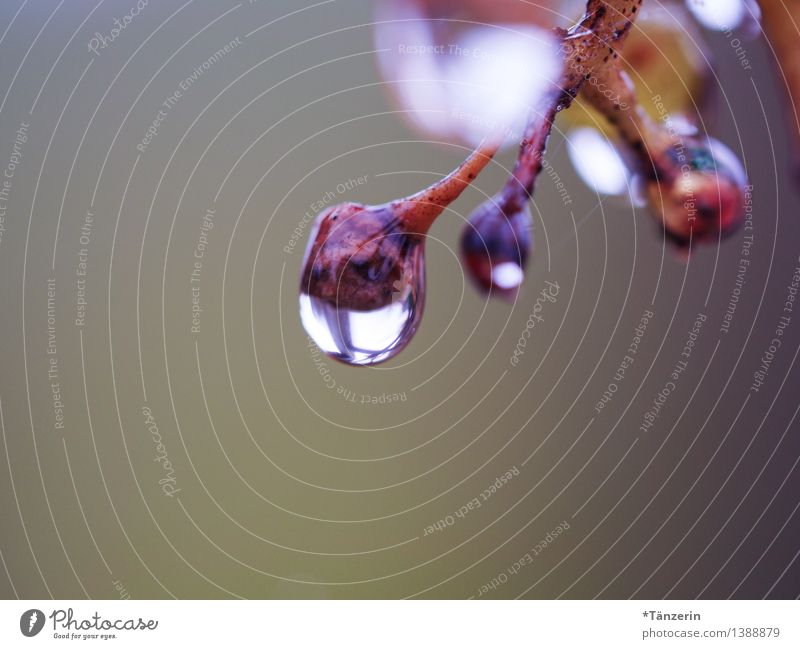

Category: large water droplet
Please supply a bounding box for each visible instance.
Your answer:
[298,143,498,366]
[299,203,426,366]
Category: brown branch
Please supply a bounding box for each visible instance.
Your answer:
[577,16,748,243]
[461,1,644,296]
[507,0,644,205]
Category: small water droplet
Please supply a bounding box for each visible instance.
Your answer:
[461,194,532,298]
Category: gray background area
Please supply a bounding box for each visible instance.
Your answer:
[0,0,798,598]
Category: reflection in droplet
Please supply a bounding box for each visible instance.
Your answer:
[300,291,423,366]
[492,262,525,291]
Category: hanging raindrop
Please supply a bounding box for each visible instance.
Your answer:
[460,193,532,299]
[299,144,497,366]
[459,106,557,298]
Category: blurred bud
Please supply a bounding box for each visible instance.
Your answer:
[647,136,749,244]
[374,0,563,149]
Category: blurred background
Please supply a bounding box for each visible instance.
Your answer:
[0,0,798,599]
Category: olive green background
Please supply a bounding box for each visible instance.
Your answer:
[0,0,798,599]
